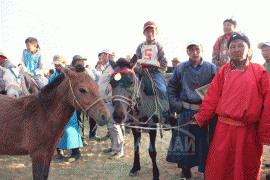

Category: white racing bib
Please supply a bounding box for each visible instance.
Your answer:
[138,44,160,67]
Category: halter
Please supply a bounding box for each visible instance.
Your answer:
[111,68,163,126]
[67,77,102,113]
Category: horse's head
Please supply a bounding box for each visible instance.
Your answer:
[110,55,139,124]
[63,66,110,126]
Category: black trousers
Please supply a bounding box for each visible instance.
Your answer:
[77,111,97,140]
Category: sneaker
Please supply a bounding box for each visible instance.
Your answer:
[108,153,124,160]
[103,148,113,153]
[89,136,101,141]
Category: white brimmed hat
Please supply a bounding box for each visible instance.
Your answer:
[187,40,202,48]
[100,48,111,55]
[53,55,66,65]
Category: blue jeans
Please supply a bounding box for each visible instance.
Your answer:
[151,70,167,100]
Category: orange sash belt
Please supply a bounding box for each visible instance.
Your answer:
[219,116,246,127]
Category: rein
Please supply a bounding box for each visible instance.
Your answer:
[124,121,195,130]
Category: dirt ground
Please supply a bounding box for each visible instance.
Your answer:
[1,124,270,180]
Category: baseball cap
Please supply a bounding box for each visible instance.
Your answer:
[258,42,270,49]
[53,55,65,65]
[143,21,157,31]
[187,40,202,48]
[100,48,111,54]
[227,32,250,48]
[172,57,180,63]
[72,55,87,60]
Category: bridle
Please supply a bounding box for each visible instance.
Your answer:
[111,69,159,125]
[67,76,102,113]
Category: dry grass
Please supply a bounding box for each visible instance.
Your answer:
[1,124,270,180]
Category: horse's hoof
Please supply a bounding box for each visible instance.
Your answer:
[129,171,139,177]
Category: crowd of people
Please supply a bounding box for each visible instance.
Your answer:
[1,18,270,179]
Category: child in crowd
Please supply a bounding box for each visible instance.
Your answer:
[21,37,46,88]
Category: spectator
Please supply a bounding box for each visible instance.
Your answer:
[0,50,16,69]
[92,57,103,84]
[212,18,237,68]
[126,54,132,61]
[71,55,96,146]
[167,57,180,73]
[47,69,55,79]
[52,55,83,161]
[166,40,217,179]
[98,48,124,159]
[194,33,270,179]
[0,51,16,93]
[87,55,104,142]
[258,41,270,75]
[48,55,66,81]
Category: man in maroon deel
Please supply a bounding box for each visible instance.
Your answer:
[193,32,270,180]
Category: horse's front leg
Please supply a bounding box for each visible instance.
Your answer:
[129,128,141,177]
[30,148,54,180]
[149,129,159,180]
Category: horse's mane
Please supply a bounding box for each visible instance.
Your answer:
[40,65,85,95]
[23,65,86,117]
[40,73,66,95]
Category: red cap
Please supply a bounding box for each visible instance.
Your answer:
[143,21,157,31]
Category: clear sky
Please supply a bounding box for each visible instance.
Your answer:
[1,0,270,70]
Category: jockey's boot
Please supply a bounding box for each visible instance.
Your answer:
[56,148,63,159]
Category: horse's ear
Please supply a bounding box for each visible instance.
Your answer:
[129,54,137,70]
[62,68,76,78]
[109,59,117,70]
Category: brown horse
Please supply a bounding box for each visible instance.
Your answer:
[0,66,110,180]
